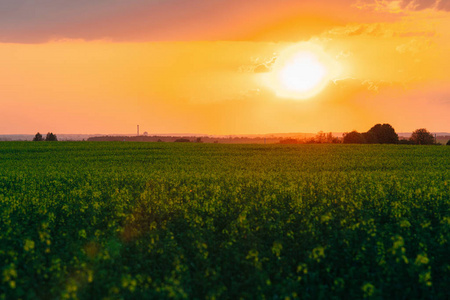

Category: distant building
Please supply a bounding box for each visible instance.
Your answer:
[143,132,148,136]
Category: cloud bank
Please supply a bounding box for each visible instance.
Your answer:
[0,0,359,43]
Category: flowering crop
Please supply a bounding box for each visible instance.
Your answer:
[0,142,449,299]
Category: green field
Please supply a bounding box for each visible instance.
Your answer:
[0,142,449,299]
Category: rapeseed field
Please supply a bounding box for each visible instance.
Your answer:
[0,142,448,299]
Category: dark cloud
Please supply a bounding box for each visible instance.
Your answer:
[437,0,450,11]
[0,0,356,43]
[410,0,438,10]
[0,0,445,43]
[0,0,146,42]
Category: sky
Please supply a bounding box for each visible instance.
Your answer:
[0,0,449,135]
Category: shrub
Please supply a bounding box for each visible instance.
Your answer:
[410,129,434,145]
[33,132,43,141]
[45,132,57,142]
[343,131,366,144]
[174,138,190,143]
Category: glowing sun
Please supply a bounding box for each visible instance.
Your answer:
[264,43,337,99]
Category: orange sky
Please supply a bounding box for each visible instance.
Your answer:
[0,0,449,134]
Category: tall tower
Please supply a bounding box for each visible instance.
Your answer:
[137,125,139,136]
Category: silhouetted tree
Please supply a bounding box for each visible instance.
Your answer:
[362,131,378,144]
[315,131,326,143]
[314,132,339,143]
[366,123,398,144]
[343,131,366,144]
[447,140,450,146]
[410,128,434,145]
[174,138,190,143]
[398,139,414,145]
[33,132,43,141]
[326,132,335,143]
[45,132,58,141]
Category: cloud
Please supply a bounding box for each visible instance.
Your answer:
[239,55,278,73]
[326,23,395,37]
[0,0,384,43]
[324,22,435,38]
[354,0,450,12]
[398,31,436,37]
[437,0,450,11]
[332,78,394,94]
[396,38,432,54]
[336,50,354,59]
[0,0,446,43]
[0,0,342,43]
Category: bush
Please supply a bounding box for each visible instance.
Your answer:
[410,129,434,145]
[398,139,414,145]
[33,132,43,141]
[174,138,190,143]
[45,132,58,141]
[366,124,399,144]
[343,131,366,144]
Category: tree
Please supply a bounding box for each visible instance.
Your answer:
[447,140,450,146]
[410,128,434,145]
[398,139,414,145]
[33,132,43,141]
[315,131,326,143]
[343,131,366,144]
[174,138,190,143]
[366,123,398,144]
[362,131,378,144]
[326,132,336,143]
[45,132,58,141]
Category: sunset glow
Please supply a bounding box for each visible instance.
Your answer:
[0,0,448,134]
[263,43,338,99]
[279,53,326,94]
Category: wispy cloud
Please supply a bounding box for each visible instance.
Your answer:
[354,0,450,12]
[239,55,278,73]
[396,38,433,55]
[324,22,435,38]
[332,78,394,94]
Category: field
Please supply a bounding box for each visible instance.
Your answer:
[0,142,449,299]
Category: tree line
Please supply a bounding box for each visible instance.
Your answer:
[279,124,448,145]
[33,132,57,142]
[343,124,442,145]
[33,128,449,145]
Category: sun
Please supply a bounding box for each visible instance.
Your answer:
[279,52,326,92]
[263,43,337,100]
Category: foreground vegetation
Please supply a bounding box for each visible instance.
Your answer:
[0,142,449,299]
